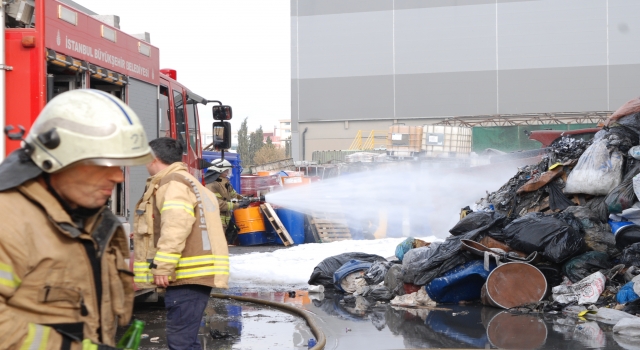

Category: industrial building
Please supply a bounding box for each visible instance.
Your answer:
[290,0,640,161]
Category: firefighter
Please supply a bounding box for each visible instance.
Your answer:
[204,160,250,241]
[0,89,153,349]
[133,137,229,350]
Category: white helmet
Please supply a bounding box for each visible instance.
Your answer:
[25,89,154,173]
[207,159,233,174]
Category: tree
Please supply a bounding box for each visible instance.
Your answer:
[237,117,250,165]
[284,136,291,157]
[253,144,286,165]
[248,126,264,165]
[265,136,273,147]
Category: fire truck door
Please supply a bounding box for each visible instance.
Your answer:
[172,89,198,170]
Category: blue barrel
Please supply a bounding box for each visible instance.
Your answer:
[333,260,372,292]
[202,151,242,193]
[609,219,635,235]
[426,260,496,303]
[272,209,305,245]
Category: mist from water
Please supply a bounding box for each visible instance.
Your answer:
[265,161,518,239]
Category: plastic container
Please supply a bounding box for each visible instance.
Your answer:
[272,209,305,245]
[234,207,266,234]
[237,231,268,246]
[426,260,495,303]
[422,125,472,158]
[202,151,242,193]
[333,260,372,293]
[387,125,423,155]
[610,220,635,235]
[281,176,312,188]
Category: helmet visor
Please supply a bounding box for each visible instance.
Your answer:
[76,152,155,167]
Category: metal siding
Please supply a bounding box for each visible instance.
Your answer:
[291,79,299,131]
[396,71,498,117]
[610,64,640,109]
[298,11,393,79]
[298,76,394,121]
[395,5,496,74]
[497,0,607,70]
[127,78,157,223]
[498,66,608,114]
[298,0,392,16]
[609,0,640,65]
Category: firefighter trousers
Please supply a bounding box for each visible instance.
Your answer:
[165,284,212,350]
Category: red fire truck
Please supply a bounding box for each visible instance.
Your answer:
[2,0,213,229]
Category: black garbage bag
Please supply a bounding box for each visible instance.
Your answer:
[384,264,404,296]
[308,252,387,288]
[547,181,575,211]
[449,211,494,236]
[361,285,394,301]
[403,212,505,286]
[621,243,640,268]
[503,212,584,264]
[562,251,612,283]
[563,206,618,256]
[605,168,640,214]
[536,262,564,295]
[585,196,610,223]
[364,260,393,285]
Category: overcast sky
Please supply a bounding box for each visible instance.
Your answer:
[77,0,291,134]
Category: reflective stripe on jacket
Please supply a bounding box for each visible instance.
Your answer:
[133,163,229,289]
[205,177,242,228]
[0,179,133,349]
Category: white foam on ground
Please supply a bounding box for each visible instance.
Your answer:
[228,236,442,289]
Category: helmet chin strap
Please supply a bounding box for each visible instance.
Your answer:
[42,173,100,228]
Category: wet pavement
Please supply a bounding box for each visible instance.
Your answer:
[121,245,640,349]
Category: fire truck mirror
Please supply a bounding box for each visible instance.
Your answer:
[212,105,232,121]
[212,121,232,151]
[196,158,214,170]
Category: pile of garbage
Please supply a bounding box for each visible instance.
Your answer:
[307,97,640,335]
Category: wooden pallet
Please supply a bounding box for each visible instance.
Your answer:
[308,212,351,243]
[260,203,294,246]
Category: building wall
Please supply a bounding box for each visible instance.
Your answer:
[291,0,640,160]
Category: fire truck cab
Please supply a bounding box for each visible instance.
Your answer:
[3,0,211,228]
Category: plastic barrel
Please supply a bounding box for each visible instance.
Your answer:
[272,209,305,245]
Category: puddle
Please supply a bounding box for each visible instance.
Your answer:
[121,289,640,349]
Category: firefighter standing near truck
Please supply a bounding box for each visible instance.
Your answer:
[0,89,152,349]
[132,137,229,350]
[204,160,250,243]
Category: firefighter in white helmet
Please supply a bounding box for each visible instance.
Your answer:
[204,160,249,243]
[0,89,153,349]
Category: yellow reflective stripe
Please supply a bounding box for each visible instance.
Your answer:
[215,193,223,198]
[20,323,50,350]
[0,262,21,288]
[154,252,180,265]
[177,255,229,267]
[175,266,229,279]
[227,202,233,212]
[161,201,194,217]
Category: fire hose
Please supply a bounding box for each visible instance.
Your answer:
[210,292,326,350]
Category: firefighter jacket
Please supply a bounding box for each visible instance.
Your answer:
[205,177,243,228]
[132,162,229,290]
[0,179,134,350]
